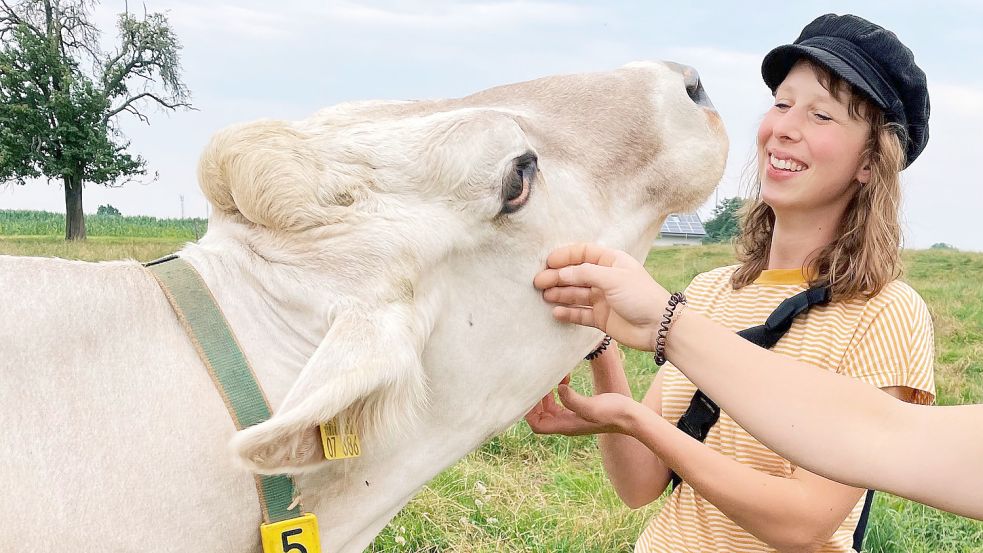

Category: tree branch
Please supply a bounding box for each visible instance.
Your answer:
[123,103,149,124]
[103,56,138,96]
[104,91,195,123]
[0,0,46,40]
[102,47,129,85]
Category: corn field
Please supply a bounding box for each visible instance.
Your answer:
[0,210,207,239]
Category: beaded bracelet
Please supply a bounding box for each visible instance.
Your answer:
[584,335,612,361]
[653,292,687,366]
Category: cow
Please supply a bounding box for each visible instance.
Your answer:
[0,61,727,552]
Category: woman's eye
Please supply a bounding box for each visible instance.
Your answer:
[814,112,833,121]
[774,102,790,111]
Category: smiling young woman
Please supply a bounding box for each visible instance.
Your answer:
[737,59,908,303]
[529,13,934,553]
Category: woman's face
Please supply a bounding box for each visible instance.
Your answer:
[757,61,872,218]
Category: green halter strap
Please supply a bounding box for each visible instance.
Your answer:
[145,254,302,524]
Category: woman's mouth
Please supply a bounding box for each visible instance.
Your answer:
[769,153,808,172]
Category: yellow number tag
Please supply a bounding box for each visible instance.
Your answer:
[260,513,321,553]
[319,421,361,460]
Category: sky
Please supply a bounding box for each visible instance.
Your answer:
[2,0,981,250]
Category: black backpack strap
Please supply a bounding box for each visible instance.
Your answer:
[668,285,830,490]
[757,285,831,348]
[853,489,876,551]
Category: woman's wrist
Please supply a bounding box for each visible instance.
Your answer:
[590,344,632,395]
[652,292,687,365]
[621,399,660,437]
[584,335,612,360]
[622,403,677,457]
[642,286,673,352]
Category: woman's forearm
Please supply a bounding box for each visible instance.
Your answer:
[591,353,671,508]
[597,432,670,508]
[626,404,860,552]
[663,309,904,474]
[537,245,983,520]
[664,308,983,520]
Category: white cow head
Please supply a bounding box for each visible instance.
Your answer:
[190,60,726,548]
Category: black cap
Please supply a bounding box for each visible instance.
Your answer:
[761,14,930,168]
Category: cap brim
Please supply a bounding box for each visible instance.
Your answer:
[761,44,889,110]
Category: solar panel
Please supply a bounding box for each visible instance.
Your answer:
[660,212,705,236]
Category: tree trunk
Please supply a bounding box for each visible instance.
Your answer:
[64,175,87,241]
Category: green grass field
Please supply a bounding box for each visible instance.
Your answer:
[0,209,207,239]
[3,218,981,552]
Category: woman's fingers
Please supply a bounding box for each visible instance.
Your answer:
[543,285,593,306]
[542,389,562,413]
[544,243,620,269]
[534,262,615,291]
[525,402,600,436]
[551,305,599,328]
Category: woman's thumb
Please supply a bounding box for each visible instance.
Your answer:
[557,384,588,414]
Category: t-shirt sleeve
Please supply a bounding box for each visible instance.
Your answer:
[837,285,936,405]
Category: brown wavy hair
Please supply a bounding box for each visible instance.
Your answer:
[731,60,908,301]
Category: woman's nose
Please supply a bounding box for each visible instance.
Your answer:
[771,110,803,142]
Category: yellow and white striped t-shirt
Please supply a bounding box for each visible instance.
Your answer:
[635,265,935,553]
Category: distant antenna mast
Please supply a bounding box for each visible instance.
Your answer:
[180,194,185,219]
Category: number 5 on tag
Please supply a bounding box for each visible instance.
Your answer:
[260,513,321,553]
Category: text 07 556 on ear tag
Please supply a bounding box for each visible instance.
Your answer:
[260,513,321,553]
[319,420,361,460]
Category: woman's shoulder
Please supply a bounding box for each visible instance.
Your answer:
[683,265,741,304]
[866,279,930,311]
[688,264,741,290]
[839,279,932,327]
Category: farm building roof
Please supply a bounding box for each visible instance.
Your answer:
[660,212,706,237]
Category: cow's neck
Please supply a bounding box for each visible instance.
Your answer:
[294,373,536,552]
[168,219,620,552]
[176,234,334,403]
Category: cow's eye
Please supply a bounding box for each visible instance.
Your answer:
[501,152,536,214]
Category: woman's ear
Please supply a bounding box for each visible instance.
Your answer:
[855,160,871,185]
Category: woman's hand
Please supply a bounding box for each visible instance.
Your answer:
[533,243,670,351]
[525,375,643,436]
[525,375,599,436]
[555,384,643,435]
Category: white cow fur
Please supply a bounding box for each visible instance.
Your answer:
[0,61,727,551]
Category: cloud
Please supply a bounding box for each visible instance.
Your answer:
[932,82,983,117]
[136,0,601,42]
[660,46,761,69]
[901,80,983,250]
[311,0,600,31]
[166,2,294,39]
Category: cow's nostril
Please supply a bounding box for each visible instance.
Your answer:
[667,61,716,111]
[687,78,715,110]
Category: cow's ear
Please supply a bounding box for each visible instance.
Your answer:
[198,120,359,231]
[229,304,428,474]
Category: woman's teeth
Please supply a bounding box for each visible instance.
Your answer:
[770,154,806,172]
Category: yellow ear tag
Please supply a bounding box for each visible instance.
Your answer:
[319,420,361,460]
[260,513,321,553]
